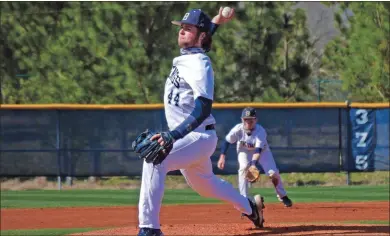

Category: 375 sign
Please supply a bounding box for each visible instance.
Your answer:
[349,109,376,171]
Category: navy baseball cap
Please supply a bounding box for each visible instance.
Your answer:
[172,9,212,32]
[241,107,257,119]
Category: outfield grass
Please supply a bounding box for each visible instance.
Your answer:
[1,185,388,209]
[1,186,388,236]
[342,220,390,225]
[2,172,389,191]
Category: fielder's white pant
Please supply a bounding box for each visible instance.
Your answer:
[138,126,252,229]
[238,150,287,199]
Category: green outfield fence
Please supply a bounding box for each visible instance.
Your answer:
[0,102,389,186]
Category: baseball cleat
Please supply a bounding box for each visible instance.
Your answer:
[281,196,293,207]
[137,228,164,236]
[243,194,265,228]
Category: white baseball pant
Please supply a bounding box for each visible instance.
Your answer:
[238,150,287,199]
[138,126,253,229]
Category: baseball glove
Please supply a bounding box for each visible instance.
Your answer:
[132,129,174,166]
[245,165,261,183]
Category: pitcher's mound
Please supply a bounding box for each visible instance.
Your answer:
[72,223,389,236]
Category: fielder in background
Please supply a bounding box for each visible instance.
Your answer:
[134,8,266,236]
[217,107,293,208]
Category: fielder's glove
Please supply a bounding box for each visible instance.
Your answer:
[132,129,174,166]
[244,161,261,183]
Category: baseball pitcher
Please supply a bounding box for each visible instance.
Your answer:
[132,8,265,236]
[218,107,293,208]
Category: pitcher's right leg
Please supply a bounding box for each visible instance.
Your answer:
[181,156,265,228]
[182,159,253,215]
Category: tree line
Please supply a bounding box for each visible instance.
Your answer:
[1,2,389,104]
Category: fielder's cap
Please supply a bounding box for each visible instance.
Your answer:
[172,9,212,32]
[241,107,257,119]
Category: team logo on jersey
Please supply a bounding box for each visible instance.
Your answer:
[239,141,255,149]
[168,66,181,88]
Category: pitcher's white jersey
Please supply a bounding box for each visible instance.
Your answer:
[225,123,269,153]
[164,53,216,130]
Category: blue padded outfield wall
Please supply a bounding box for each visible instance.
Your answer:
[0,103,388,177]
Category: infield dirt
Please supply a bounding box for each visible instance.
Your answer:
[1,201,389,235]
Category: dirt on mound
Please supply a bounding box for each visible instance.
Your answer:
[72,223,389,236]
[1,201,389,235]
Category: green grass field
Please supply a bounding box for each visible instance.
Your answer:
[1,185,389,235]
[1,185,389,209]
[2,172,389,191]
